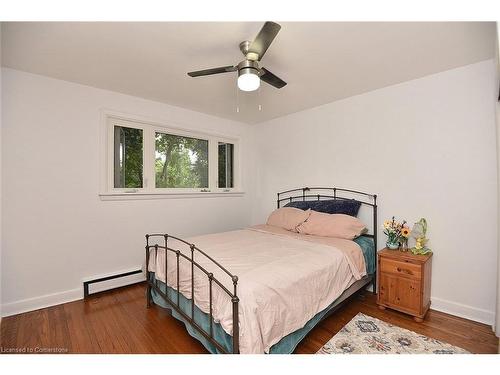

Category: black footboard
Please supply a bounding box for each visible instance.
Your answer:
[145,234,240,354]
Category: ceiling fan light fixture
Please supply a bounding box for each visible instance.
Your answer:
[237,67,260,92]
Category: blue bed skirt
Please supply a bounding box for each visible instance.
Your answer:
[149,235,375,354]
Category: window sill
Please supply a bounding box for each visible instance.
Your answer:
[99,191,246,201]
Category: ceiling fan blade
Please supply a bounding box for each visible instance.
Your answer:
[187,66,236,77]
[260,68,287,89]
[249,21,281,61]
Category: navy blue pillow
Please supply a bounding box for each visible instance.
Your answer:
[284,199,361,217]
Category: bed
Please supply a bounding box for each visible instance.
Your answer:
[145,187,378,354]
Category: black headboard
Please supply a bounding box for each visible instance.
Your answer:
[277,187,378,290]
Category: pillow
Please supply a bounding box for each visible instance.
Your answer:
[296,211,367,239]
[266,207,311,232]
[284,199,361,217]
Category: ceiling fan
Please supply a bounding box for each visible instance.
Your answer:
[187,21,287,92]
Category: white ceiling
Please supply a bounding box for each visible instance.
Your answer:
[1,22,496,124]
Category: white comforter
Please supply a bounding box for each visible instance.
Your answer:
[148,225,366,353]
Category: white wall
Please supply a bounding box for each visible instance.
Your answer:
[2,60,498,326]
[495,24,500,341]
[0,68,255,316]
[0,24,3,323]
[252,60,498,325]
[496,99,500,337]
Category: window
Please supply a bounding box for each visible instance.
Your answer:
[104,115,240,196]
[218,142,234,188]
[114,126,143,188]
[155,132,209,188]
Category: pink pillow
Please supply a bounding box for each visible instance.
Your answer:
[296,211,367,239]
[266,207,311,232]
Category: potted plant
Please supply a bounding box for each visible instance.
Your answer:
[383,216,411,250]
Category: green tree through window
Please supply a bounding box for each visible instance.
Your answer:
[114,126,143,188]
[218,142,234,188]
[155,132,209,188]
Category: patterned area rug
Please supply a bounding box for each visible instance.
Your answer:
[317,313,469,354]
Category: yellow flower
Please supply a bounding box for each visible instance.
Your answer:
[401,228,411,237]
[383,221,391,229]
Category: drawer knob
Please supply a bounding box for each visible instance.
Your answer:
[397,267,413,275]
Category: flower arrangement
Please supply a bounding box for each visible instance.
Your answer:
[383,216,411,250]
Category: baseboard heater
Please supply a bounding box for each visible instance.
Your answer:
[83,269,143,298]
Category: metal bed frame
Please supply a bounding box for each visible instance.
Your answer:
[145,186,378,354]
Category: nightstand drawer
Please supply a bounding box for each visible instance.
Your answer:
[380,258,421,279]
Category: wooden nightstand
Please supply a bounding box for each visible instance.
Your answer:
[377,248,432,322]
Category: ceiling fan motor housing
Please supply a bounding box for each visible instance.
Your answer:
[239,40,259,61]
[237,59,260,77]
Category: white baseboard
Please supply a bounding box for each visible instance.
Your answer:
[430,297,495,326]
[1,288,82,317]
[2,267,145,318]
[369,283,494,327]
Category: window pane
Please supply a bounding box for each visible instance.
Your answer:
[155,133,209,188]
[114,126,143,188]
[218,142,234,188]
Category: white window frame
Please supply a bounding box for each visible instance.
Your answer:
[99,111,242,199]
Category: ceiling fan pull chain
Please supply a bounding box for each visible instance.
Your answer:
[258,85,262,111]
[236,82,240,113]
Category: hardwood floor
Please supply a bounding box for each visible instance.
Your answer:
[1,283,498,354]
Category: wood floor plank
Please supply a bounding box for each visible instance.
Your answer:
[0,283,497,354]
[64,299,102,353]
[46,305,72,353]
[112,286,206,353]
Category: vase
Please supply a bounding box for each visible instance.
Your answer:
[400,239,408,252]
[386,241,399,250]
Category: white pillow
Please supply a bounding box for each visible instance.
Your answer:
[266,207,311,232]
